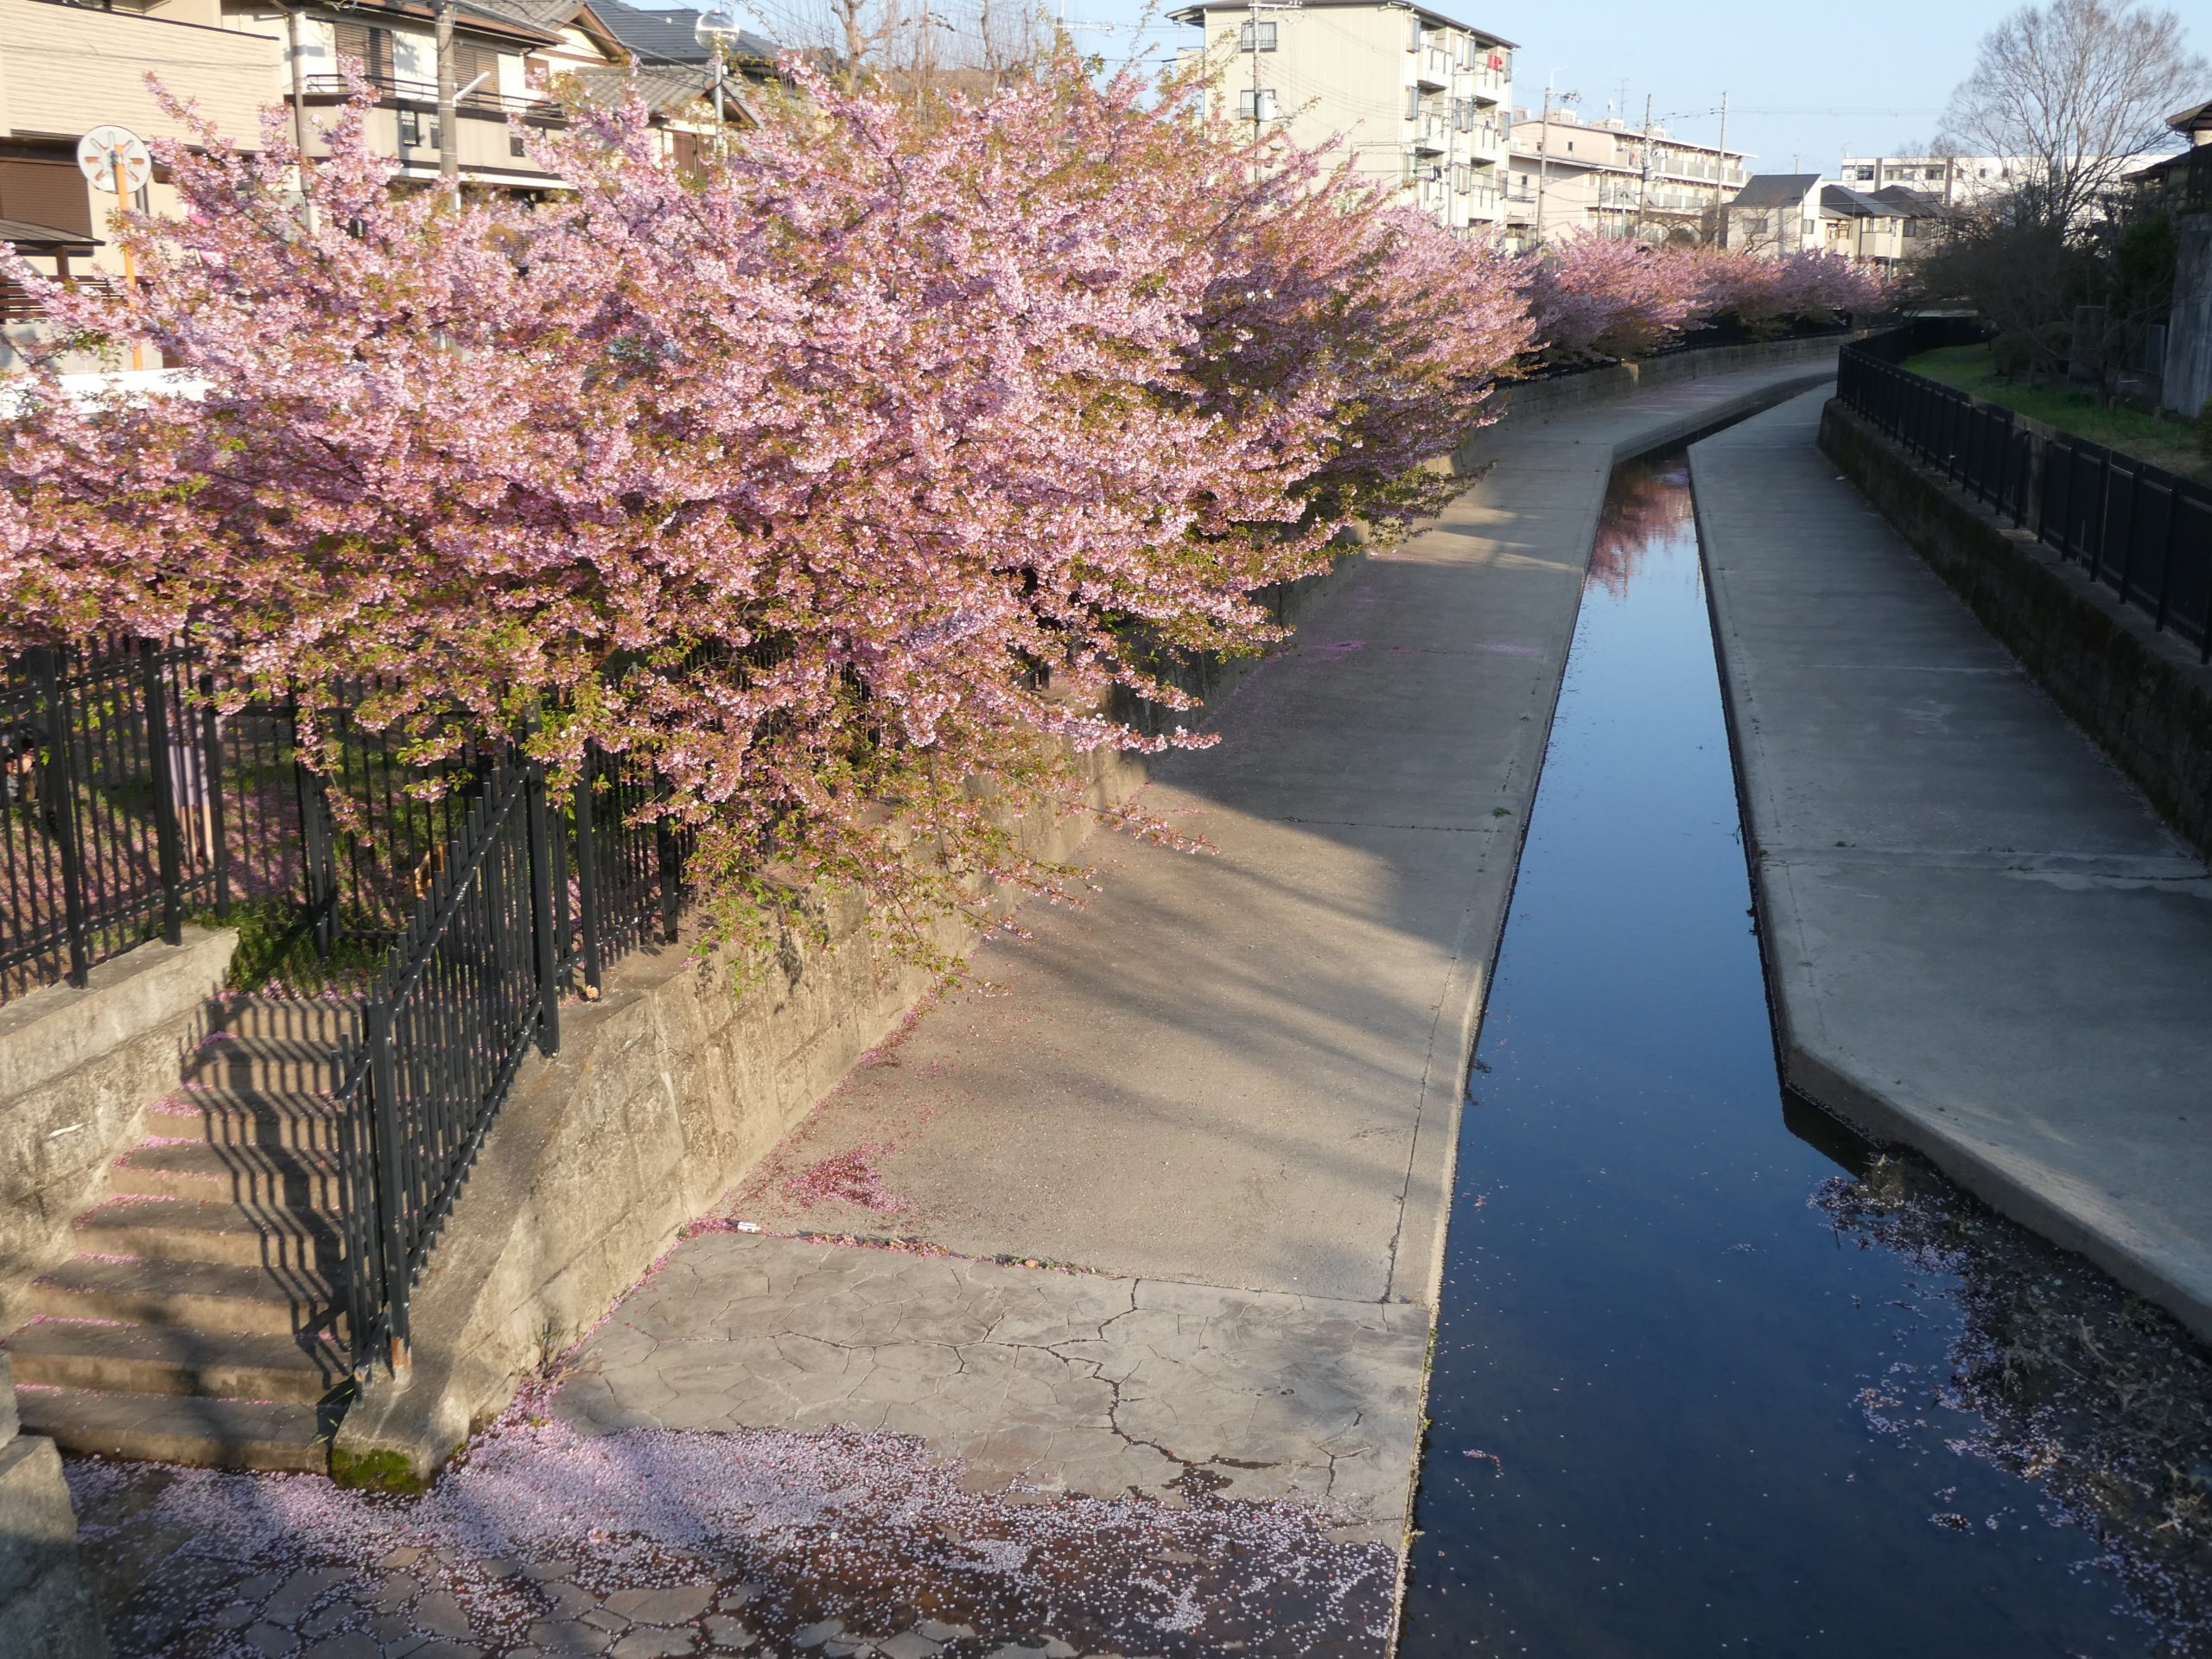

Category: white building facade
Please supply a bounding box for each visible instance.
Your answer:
[1172,0,1515,233]
[1503,107,1749,248]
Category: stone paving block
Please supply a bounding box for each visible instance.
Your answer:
[603,1586,713,1624]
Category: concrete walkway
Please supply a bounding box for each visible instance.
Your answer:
[62,361,1855,1659]
[556,363,1842,1534]
[1694,389,2212,1344]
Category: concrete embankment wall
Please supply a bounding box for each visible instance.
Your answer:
[0,928,236,1331]
[1820,398,2212,862]
[1463,331,1857,450]
[0,1353,107,1658]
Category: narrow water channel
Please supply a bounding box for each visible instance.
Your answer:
[1400,447,2212,1656]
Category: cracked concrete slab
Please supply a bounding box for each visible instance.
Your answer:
[555,1234,1429,1543]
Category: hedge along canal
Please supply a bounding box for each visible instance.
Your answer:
[1397,445,2212,1656]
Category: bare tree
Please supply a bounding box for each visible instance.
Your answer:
[734,0,1043,91]
[1939,0,2205,232]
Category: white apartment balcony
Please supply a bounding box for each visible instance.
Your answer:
[1467,66,1508,105]
[1416,48,1452,90]
[298,71,567,187]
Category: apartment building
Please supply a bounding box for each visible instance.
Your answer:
[1501,106,1748,248]
[1170,0,1514,234]
[1838,154,2018,208]
[1,0,766,296]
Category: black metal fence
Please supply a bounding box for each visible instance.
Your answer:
[332,739,693,1371]
[1,642,214,1000]
[0,638,684,1006]
[0,633,724,1372]
[1837,324,2212,662]
[334,761,560,1370]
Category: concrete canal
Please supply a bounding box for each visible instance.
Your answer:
[1398,446,2212,1656]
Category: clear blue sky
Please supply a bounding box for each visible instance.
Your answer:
[1065,0,2021,174]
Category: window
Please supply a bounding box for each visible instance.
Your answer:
[1853,166,1873,180]
[399,109,442,152]
[330,20,394,79]
[1742,214,1769,234]
[1237,19,1277,50]
[511,130,528,158]
[1408,16,1420,51]
[1406,86,1421,120]
[1236,88,1281,121]
[449,40,501,100]
[1454,99,1472,132]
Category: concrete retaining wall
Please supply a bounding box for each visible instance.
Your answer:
[0,1355,106,1658]
[0,928,236,1330]
[1821,398,2212,862]
[1462,331,1855,449]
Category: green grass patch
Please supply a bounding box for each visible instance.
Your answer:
[1902,345,2212,486]
[192,897,389,996]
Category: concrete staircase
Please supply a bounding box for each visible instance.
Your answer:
[3,997,359,1471]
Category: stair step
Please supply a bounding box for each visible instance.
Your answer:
[29,1255,340,1339]
[148,1090,347,1152]
[73,1198,339,1271]
[208,995,364,1047]
[110,1141,346,1207]
[5,1320,347,1404]
[181,1036,352,1095]
[13,1384,334,1472]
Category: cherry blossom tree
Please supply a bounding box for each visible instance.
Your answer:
[1516,234,1701,363]
[0,57,1530,963]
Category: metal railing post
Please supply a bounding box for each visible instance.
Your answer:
[199,671,231,919]
[656,815,681,944]
[292,702,338,958]
[29,649,92,987]
[365,999,413,1385]
[574,756,603,994]
[525,759,560,1055]
[142,650,185,946]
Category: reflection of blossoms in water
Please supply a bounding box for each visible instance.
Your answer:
[1586,461,1696,599]
[1815,1152,2212,1651]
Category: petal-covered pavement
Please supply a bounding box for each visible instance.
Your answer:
[69,1237,1411,1659]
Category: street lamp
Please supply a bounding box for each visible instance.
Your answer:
[694,6,743,146]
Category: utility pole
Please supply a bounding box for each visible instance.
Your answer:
[1535,73,1551,245]
[1250,2,1262,143]
[435,0,459,208]
[1715,89,1728,220]
[1638,91,1652,242]
[1535,72,1574,247]
[282,3,318,235]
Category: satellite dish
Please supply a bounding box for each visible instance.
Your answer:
[77,125,154,196]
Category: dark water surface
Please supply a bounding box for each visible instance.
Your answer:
[1399,450,2212,1656]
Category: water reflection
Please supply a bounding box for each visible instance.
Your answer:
[1584,460,1694,599]
[1400,448,2212,1657]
